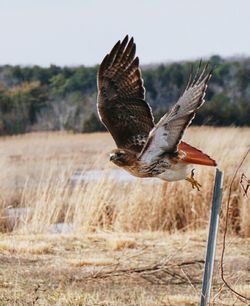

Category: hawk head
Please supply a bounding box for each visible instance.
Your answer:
[109,149,137,167]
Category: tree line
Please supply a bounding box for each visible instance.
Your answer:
[0,55,249,135]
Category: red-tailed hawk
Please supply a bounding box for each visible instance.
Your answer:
[97,35,216,190]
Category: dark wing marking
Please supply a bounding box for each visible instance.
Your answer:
[139,64,212,162]
[97,35,154,153]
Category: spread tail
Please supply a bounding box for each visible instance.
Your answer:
[178,141,217,167]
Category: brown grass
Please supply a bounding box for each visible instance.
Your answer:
[0,128,249,304]
[0,240,53,255]
[0,127,249,235]
[0,231,249,305]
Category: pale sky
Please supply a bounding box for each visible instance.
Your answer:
[1,0,250,67]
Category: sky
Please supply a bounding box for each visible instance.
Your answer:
[1,0,250,67]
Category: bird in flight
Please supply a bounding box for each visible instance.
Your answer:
[97,35,216,190]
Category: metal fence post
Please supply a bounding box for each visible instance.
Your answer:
[200,168,224,306]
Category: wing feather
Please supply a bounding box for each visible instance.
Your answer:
[97,36,154,153]
[139,64,212,162]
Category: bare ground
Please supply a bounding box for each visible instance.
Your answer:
[0,231,249,306]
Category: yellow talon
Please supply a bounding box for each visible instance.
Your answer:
[185,169,202,191]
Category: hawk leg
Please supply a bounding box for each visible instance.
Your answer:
[185,169,202,191]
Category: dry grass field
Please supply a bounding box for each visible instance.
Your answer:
[0,127,249,305]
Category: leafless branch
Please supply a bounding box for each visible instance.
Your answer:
[240,173,250,198]
[220,145,250,304]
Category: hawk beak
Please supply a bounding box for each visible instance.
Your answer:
[110,153,117,161]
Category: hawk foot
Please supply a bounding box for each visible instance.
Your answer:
[186,169,202,191]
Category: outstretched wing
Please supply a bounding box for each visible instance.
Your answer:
[97,35,154,153]
[139,64,212,161]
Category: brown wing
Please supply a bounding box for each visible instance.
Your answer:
[97,35,154,153]
[139,65,212,162]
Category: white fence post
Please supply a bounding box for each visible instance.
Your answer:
[200,168,224,306]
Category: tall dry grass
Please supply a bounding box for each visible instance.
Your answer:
[0,127,249,235]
